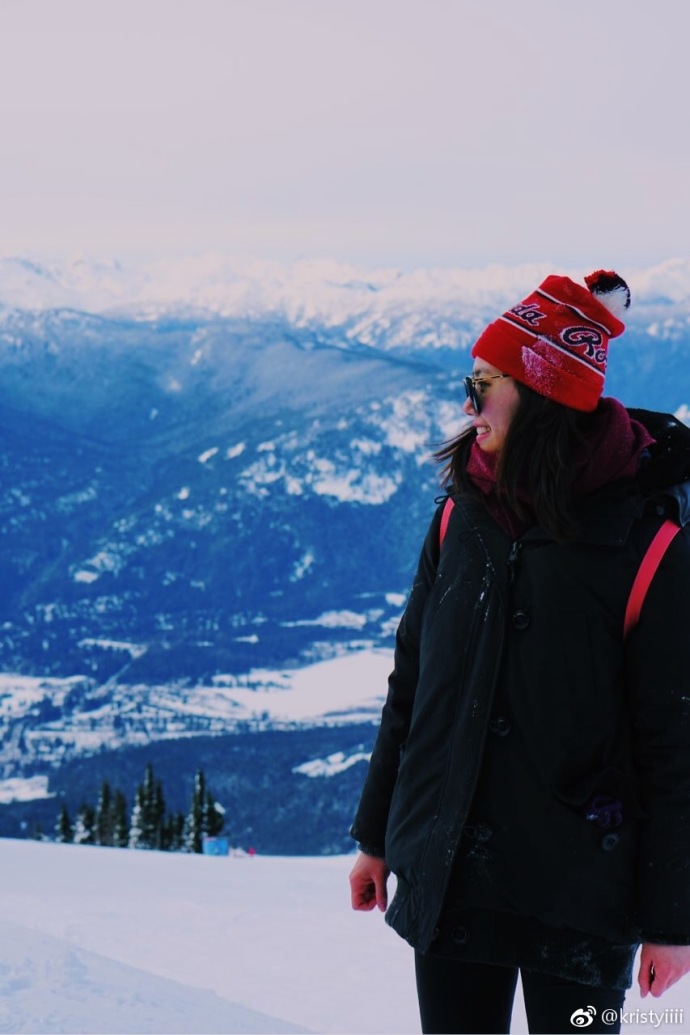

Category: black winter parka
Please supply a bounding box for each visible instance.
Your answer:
[351,410,690,959]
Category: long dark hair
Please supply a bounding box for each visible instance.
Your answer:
[435,381,596,541]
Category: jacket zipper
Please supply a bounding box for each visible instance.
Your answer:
[507,540,523,585]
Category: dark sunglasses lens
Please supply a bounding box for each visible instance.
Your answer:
[464,377,481,414]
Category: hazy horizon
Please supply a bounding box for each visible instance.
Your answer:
[0,0,688,270]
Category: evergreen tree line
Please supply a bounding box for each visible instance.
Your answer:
[55,765,225,852]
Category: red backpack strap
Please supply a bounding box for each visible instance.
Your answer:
[439,497,455,549]
[624,519,680,637]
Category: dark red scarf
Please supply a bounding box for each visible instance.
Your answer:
[465,398,656,538]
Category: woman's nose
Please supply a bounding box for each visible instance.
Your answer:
[462,396,476,416]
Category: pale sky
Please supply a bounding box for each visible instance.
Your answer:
[0,0,688,270]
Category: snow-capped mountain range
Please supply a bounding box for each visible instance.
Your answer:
[0,254,688,846]
[2,253,690,352]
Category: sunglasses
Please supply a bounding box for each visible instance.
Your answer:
[463,374,511,414]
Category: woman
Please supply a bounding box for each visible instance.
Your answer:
[349,270,690,1034]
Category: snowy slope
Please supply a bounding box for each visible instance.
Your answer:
[0,917,303,1035]
[0,838,418,1034]
[0,839,685,1034]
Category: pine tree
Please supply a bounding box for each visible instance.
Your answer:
[55,804,73,844]
[128,784,146,849]
[161,811,185,852]
[96,780,114,846]
[184,769,206,853]
[73,804,96,845]
[184,770,225,852]
[141,764,155,847]
[129,764,166,849]
[112,789,129,848]
[152,778,166,850]
[204,789,225,839]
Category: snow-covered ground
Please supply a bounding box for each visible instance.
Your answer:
[0,839,417,1034]
[0,840,686,1034]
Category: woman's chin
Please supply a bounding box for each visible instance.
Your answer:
[475,432,498,453]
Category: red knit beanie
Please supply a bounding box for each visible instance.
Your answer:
[471,270,631,412]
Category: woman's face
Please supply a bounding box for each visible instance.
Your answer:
[462,357,521,453]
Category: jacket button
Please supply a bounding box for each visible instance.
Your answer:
[474,823,493,842]
[452,925,470,945]
[512,610,530,630]
[489,716,511,736]
[431,927,440,941]
[602,833,620,851]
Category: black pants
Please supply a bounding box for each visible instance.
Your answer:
[415,953,626,1034]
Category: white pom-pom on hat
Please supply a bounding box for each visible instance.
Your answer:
[585,269,631,320]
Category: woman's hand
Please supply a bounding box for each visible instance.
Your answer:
[638,943,690,997]
[349,852,390,912]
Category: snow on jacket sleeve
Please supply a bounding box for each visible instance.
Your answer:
[350,504,443,855]
[626,525,690,943]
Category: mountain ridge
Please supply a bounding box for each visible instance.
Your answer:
[1,253,689,327]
